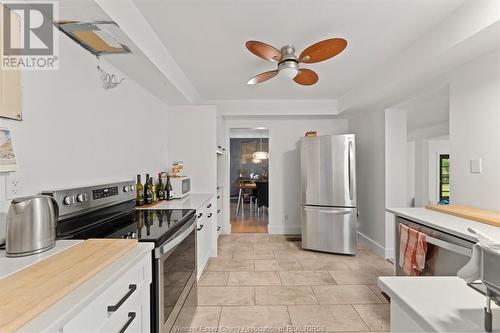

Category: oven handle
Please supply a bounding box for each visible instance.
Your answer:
[425,235,472,256]
[158,218,196,256]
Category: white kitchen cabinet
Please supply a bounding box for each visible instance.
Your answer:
[196,196,216,279]
[18,244,153,333]
[61,253,151,333]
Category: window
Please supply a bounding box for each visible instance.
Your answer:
[439,154,450,201]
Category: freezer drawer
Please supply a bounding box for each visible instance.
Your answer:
[301,206,357,255]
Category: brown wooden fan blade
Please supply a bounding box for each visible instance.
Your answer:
[299,38,347,63]
[246,41,283,62]
[247,70,279,85]
[293,69,319,86]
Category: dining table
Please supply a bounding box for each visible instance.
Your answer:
[236,180,268,216]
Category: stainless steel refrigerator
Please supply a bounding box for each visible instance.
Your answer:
[300,134,357,255]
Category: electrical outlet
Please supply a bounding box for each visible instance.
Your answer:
[6,174,23,199]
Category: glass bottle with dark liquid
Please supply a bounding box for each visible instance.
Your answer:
[165,174,173,201]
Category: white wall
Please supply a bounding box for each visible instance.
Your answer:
[449,50,500,210]
[407,141,416,207]
[346,109,386,254]
[384,109,407,259]
[223,116,348,234]
[168,105,217,195]
[0,32,169,235]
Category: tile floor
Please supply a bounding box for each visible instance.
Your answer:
[175,233,393,332]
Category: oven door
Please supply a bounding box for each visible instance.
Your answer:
[395,217,473,276]
[154,216,197,333]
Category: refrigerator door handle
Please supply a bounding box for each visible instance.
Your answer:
[348,140,354,201]
[304,207,352,215]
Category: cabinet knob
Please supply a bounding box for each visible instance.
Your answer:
[197,225,204,231]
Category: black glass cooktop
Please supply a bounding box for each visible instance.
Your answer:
[57,201,195,247]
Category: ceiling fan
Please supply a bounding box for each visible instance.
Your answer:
[245,38,347,86]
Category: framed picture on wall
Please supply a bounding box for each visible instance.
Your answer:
[0,128,18,172]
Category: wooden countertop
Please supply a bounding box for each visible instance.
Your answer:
[0,239,138,333]
[426,204,500,228]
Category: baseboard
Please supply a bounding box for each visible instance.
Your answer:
[268,224,301,235]
[385,248,394,260]
[357,231,385,258]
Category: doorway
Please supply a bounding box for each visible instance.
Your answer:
[229,128,269,233]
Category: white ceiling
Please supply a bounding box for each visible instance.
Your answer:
[134,0,465,100]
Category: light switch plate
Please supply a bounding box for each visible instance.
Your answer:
[470,158,482,174]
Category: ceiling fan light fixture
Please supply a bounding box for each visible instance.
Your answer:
[245,38,347,86]
[279,66,299,79]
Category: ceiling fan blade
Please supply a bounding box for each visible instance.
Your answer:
[293,69,319,86]
[247,70,279,85]
[246,41,283,62]
[299,38,347,63]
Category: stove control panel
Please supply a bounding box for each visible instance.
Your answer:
[43,180,135,219]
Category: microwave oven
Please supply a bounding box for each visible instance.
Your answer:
[170,176,191,199]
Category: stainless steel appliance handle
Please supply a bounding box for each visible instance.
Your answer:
[425,235,472,256]
[118,312,136,333]
[348,140,353,201]
[304,207,351,215]
[159,219,196,255]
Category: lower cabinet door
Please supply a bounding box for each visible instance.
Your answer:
[196,216,210,278]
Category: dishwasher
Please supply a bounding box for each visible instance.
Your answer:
[395,217,474,276]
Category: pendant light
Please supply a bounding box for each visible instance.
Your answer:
[253,129,269,160]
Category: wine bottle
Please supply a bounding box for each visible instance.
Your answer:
[151,176,157,202]
[165,174,172,201]
[145,174,153,205]
[144,173,150,203]
[157,174,165,200]
[136,174,144,206]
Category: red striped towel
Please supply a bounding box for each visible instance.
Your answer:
[399,224,428,275]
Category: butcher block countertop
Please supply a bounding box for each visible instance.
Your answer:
[0,239,138,333]
[426,204,500,228]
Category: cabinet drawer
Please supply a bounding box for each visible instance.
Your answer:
[62,255,151,332]
[97,284,149,333]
